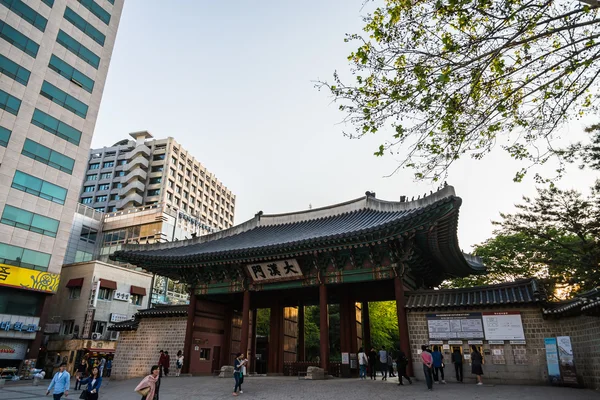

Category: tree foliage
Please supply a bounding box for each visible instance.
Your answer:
[367,301,399,350]
[320,0,600,181]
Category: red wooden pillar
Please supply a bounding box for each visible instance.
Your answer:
[268,302,281,374]
[240,290,251,356]
[250,309,257,373]
[362,302,371,352]
[319,284,329,370]
[222,307,233,367]
[394,276,413,376]
[182,289,196,373]
[297,305,305,361]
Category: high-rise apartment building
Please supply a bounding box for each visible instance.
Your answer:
[0,0,124,369]
[79,131,236,232]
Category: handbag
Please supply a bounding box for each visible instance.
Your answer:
[79,391,89,400]
[136,387,151,397]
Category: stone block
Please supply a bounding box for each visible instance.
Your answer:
[305,366,325,380]
[219,366,234,378]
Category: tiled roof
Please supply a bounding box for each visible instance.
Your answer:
[405,279,544,310]
[107,319,139,331]
[136,305,188,317]
[543,288,600,316]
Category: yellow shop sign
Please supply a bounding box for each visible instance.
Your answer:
[0,264,60,293]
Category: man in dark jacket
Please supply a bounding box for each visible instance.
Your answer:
[158,350,166,377]
[451,348,463,382]
[164,351,171,376]
[396,351,412,385]
[368,348,378,380]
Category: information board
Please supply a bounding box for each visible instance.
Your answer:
[426,313,484,340]
[482,311,525,340]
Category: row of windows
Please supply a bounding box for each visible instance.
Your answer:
[78,0,111,25]
[0,0,47,32]
[40,81,88,118]
[89,161,113,169]
[80,225,98,243]
[149,177,161,184]
[0,20,39,58]
[48,54,94,94]
[22,139,75,174]
[64,6,105,46]
[167,166,234,211]
[12,170,67,205]
[0,126,10,147]
[57,30,99,69]
[0,53,30,85]
[1,204,59,237]
[32,108,82,145]
[42,0,53,7]
[81,193,120,203]
[86,172,113,180]
[0,88,21,115]
[147,189,160,196]
[0,241,50,271]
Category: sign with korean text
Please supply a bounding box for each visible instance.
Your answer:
[0,314,40,339]
[482,311,525,340]
[557,336,578,385]
[0,263,60,293]
[544,338,561,384]
[113,291,130,302]
[426,313,484,340]
[245,259,303,282]
[110,313,129,323]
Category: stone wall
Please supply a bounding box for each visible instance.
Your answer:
[111,317,186,380]
[407,307,600,389]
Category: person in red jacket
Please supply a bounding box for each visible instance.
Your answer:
[158,350,167,377]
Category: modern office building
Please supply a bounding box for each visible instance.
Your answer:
[0,0,124,370]
[79,131,236,232]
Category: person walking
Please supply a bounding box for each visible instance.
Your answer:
[135,365,161,400]
[396,350,412,385]
[452,348,463,383]
[163,351,171,377]
[98,357,106,378]
[74,358,88,390]
[471,345,484,385]
[77,366,102,400]
[158,350,166,377]
[368,348,378,380]
[387,349,396,378]
[357,347,368,379]
[378,347,388,380]
[175,351,184,377]
[46,362,70,399]
[232,353,245,396]
[421,345,433,391]
[106,358,112,378]
[431,346,446,384]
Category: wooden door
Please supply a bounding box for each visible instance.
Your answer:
[212,346,221,373]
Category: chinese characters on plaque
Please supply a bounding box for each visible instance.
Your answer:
[245,259,303,282]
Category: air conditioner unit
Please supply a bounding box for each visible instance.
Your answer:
[91,332,102,340]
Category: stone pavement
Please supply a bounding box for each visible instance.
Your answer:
[0,376,598,400]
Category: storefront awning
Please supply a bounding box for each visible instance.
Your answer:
[130,285,147,296]
[99,279,117,290]
[66,278,84,288]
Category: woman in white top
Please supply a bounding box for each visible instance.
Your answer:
[358,347,368,379]
[175,350,184,377]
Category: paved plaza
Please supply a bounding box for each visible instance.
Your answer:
[1,376,598,400]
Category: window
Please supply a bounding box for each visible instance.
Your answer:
[56,30,100,69]
[175,186,181,194]
[62,320,75,335]
[3,0,48,31]
[153,154,165,161]
[149,177,162,184]
[0,54,30,85]
[179,163,184,170]
[112,182,122,189]
[177,175,182,182]
[83,186,94,192]
[131,294,143,306]
[109,194,119,200]
[63,7,105,45]
[147,189,160,196]
[0,88,21,116]
[40,81,88,118]
[81,197,93,204]
[167,180,174,188]
[102,161,114,168]
[0,20,39,57]
[117,159,126,165]
[151,166,163,173]
[91,320,107,335]
[100,172,112,179]
[69,287,81,299]
[115,171,125,177]
[78,0,111,25]
[107,0,114,4]
[85,174,97,181]
[95,195,107,202]
[80,225,97,243]
[41,0,53,7]
[97,288,112,301]
[12,171,67,205]
[0,242,51,271]
[98,183,109,190]
[22,139,75,174]
[167,193,172,201]
[1,205,59,237]
[89,163,100,170]
[31,108,82,145]
[48,55,94,93]
[171,156,176,165]
[106,206,116,212]
[0,126,10,147]
[74,250,92,262]
[94,207,105,212]
[169,168,175,176]
[183,191,188,199]
[186,169,191,177]
[199,348,211,361]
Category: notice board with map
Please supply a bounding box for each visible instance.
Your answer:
[426,313,485,340]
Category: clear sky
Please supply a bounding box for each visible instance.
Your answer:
[94,0,598,250]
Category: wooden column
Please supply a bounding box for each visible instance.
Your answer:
[394,276,413,376]
[250,309,258,373]
[362,302,371,352]
[297,305,305,361]
[268,302,281,374]
[221,307,233,367]
[240,290,251,356]
[319,284,329,370]
[182,289,196,373]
